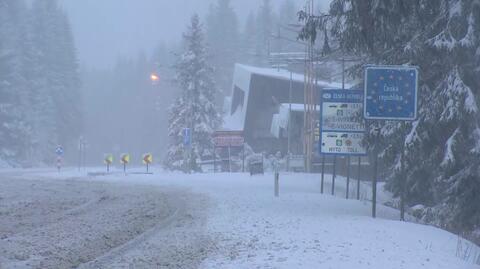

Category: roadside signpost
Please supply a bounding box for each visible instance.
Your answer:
[78,136,86,171]
[183,128,192,173]
[104,154,113,172]
[183,128,191,147]
[364,65,419,219]
[213,131,245,173]
[143,153,153,173]
[319,89,367,196]
[120,153,130,173]
[55,145,64,171]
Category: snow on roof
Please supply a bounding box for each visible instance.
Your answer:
[235,64,350,90]
[223,64,348,132]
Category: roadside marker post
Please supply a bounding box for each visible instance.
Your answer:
[183,128,191,173]
[143,153,153,173]
[357,156,361,200]
[55,145,64,172]
[104,154,113,173]
[120,153,130,174]
[346,156,351,199]
[364,65,419,220]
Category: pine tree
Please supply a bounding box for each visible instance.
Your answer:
[164,15,222,172]
[256,0,274,62]
[30,0,81,162]
[205,0,239,97]
[0,0,31,165]
[241,11,257,64]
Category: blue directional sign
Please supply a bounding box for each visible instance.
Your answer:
[319,89,367,156]
[183,128,191,147]
[55,145,64,156]
[364,66,418,120]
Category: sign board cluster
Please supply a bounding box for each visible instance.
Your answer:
[213,131,245,148]
[319,90,366,156]
[318,66,418,157]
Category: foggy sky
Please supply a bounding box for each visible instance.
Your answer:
[59,0,330,69]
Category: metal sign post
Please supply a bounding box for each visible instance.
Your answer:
[55,145,64,172]
[357,156,361,200]
[183,128,191,173]
[364,65,419,220]
[104,154,113,173]
[143,153,153,173]
[346,155,351,199]
[120,153,130,174]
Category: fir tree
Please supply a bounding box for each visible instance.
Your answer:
[164,15,222,172]
[256,0,274,61]
[0,0,31,165]
[30,0,81,162]
[205,0,239,97]
[241,11,257,64]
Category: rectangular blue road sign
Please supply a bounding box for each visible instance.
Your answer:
[319,89,367,156]
[364,66,418,120]
[183,128,191,146]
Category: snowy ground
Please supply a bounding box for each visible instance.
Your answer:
[0,167,479,269]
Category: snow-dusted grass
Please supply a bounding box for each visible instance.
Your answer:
[4,167,480,269]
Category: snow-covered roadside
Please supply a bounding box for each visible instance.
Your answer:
[5,168,480,269]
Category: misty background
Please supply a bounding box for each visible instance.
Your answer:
[61,0,329,68]
[63,0,329,166]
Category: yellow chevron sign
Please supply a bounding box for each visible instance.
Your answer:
[143,153,153,164]
[104,154,113,165]
[120,154,130,164]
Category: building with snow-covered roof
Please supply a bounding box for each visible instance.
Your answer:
[223,64,350,155]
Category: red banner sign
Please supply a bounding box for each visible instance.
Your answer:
[213,131,245,147]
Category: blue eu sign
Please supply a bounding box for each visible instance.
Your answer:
[364,66,418,121]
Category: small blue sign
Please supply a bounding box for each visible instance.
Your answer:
[365,66,418,120]
[55,146,64,156]
[183,128,191,146]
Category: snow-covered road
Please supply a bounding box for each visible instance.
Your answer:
[0,171,213,269]
[0,168,478,269]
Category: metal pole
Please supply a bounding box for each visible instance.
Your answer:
[372,128,380,218]
[242,144,246,173]
[213,146,216,173]
[274,172,280,197]
[346,156,351,199]
[228,146,232,173]
[357,156,361,200]
[332,155,337,195]
[400,142,406,221]
[78,144,81,171]
[287,71,293,172]
[83,142,86,170]
[342,57,345,90]
[373,152,378,218]
[321,154,325,194]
